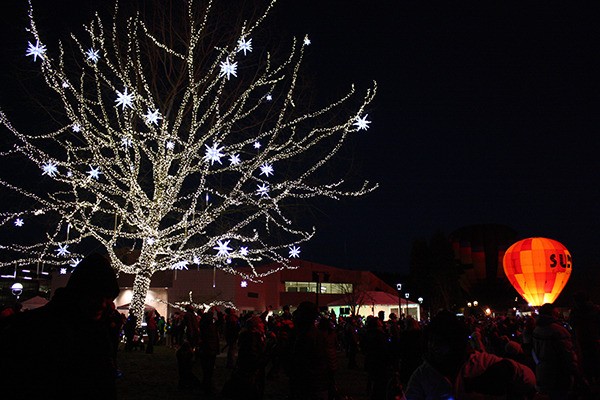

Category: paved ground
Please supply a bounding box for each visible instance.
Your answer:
[116,344,370,400]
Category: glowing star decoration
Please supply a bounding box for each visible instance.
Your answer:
[121,136,133,149]
[219,58,238,80]
[66,171,73,177]
[289,245,301,258]
[72,124,81,132]
[237,37,253,55]
[193,255,200,264]
[229,154,241,166]
[61,81,69,88]
[69,258,81,268]
[115,87,134,109]
[14,218,24,227]
[172,260,188,270]
[213,240,233,257]
[86,48,100,63]
[26,40,46,61]
[303,36,311,46]
[239,246,249,256]
[56,244,70,257]
[354,114,371,131]
[42,161,58,177]
[240,280,248,288]
[265,94,272,101]
[144,109,162,125]
[260,162,274,177]
[253,141,261,149]
[87,166,101,180]
[59,268,67,275]
[146,237,155,245]
[166,141,175,150]
[256,183,270,198]
[203,143,225,165]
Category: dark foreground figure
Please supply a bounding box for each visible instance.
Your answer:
[0,253,120,400]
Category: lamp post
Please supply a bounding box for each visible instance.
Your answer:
[418,297,423,321]
[11,282,23,301]
[396,283,402,317]
[405,292,410,318]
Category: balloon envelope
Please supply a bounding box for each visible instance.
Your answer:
[502,237,572,306]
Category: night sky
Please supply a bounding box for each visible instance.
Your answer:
[1,1,600,275]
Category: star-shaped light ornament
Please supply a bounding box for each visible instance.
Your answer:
[303,36,311,46]
[259,162,274,177]
[265,94,273,102]
[203,143,225,165]
[171,260,188,270]
[60,268,67,275]
[193,255,200,264]
[219,58,238,80]
[229,154,241,166]
[69,258,82,268]
[56,244,71,257]
[86,48,100,63]
[26,40,46,61]
[353,114,371,131]
[166,141,175,150]
[121,136,133,149]
[147,237,156,245]
[237,37,253,56]
[239,246,249,256]
[61,81,69,88]
[144,109,162,125]
[115,87,134,110]
[14,218,24,227]
[72,124,81,132]
[253,141,261,149]
[256,183,270,198]
[213,240,233,257]
[87,166,101,180]
[289,245,301,258]
[42,161,58,177]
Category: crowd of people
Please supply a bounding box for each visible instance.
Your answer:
[1,253,599,400]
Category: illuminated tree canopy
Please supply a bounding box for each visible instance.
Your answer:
[0,0,376,319]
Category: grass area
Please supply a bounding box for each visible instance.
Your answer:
[116,343,370,400]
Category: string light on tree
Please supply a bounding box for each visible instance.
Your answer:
[0,0,377,324]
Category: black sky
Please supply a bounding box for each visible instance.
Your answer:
[1,1,600,275]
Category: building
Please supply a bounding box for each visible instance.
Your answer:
[51,259,421,320]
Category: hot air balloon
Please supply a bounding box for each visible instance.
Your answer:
[502,237,572,306]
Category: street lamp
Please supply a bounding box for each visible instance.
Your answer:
[405,292,410,318]
[418,297,424,321]
[396,283,402,317]
[11,282,23,301]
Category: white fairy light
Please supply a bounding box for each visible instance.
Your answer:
[229,154,241,165]
[14,218,24,227]
[42,161,58,177]
[203,143,225,165]
[56,244,70,257]
[144,109,162,125]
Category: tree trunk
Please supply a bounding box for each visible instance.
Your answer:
[130,271,152,326]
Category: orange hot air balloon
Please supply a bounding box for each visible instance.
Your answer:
[502,237,572,306]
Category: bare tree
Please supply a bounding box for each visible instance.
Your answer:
[0,0,376,321]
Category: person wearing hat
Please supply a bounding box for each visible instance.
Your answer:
[0,253,121,400]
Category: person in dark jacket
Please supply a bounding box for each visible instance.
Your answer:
[532,303,580,400]
[287,301,332,400]
[199,309,220,394]
[0,253,121,400]
[569,291,600,386]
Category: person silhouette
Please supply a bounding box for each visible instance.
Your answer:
[0,253,121,400]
